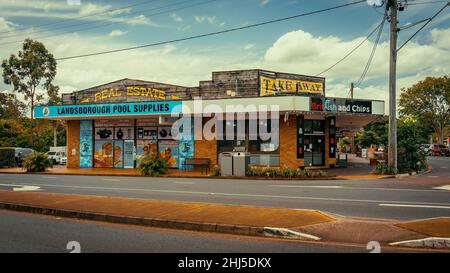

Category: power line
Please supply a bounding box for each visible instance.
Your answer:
[354,11,387,87]
[0,0,159,36]
[408,0,449,5]
[314,17,385,77]
[397,2,449,51]
[0,0,215,46]
[56,0,367,61]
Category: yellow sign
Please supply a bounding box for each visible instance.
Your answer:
[260,76,324,96]
[81,86,168,103]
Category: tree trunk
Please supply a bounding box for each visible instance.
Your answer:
[30,99,34,149]
[53,121,57,147]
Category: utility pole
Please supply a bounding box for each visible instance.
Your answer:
[350,82,354,99]
[387,0,398,171]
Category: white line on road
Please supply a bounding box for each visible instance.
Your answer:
[0,183,41,191]
[379,203,450,210]
[427,176,439,178]
[2,182,450,208]
[440,166,448,169]
[269,185,449,193]
[270,185,343,189]
[433,185,450,191]
[102,178,121,182]
[174,182,195,185]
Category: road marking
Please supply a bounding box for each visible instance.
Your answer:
[269,185,448,193]
[0,183,41,192]
[2,182,450,208]
[379,203,450,210]
[427,176,439,178]
[433,185,450,191]
[270,185,343,189]
[440,166,448,169]
[102,178,121,182]
[174,182,195,185]
[46,176,58,179]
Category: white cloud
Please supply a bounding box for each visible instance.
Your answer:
[260,0,270,6]
[78,3,111,16]
[194,15,225,27]
[170,13,183,23]
[0,17,16,32]
[244,44,255,50]
[262,28,450,114]
[108,30,128,37]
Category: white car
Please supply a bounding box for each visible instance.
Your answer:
[47,151,66,165]
[60,156,67,165]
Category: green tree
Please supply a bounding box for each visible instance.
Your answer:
[356,131,380,148]
[0,92,26,119]
[363,116,388,146]
[399,76,450,144]
[397,118,428,172]
[1,39,57,149]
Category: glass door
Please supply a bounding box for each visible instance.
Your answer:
[304,135,325,166]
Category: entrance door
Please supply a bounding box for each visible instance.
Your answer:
[304,135,325,166]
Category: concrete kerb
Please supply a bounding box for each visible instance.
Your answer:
[0,170,396,181]
[0,201,307,240]
[390,237,450,249]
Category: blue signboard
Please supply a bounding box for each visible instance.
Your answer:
[34,101,183,119]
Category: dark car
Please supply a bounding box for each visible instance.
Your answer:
[428,144,449,157]
[14,148,35,167]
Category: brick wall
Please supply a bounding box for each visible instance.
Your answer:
[280,115,304,169]
[66,120,80,168]
[194,117,217,166]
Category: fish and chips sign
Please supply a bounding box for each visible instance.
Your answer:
[260,76,324,96]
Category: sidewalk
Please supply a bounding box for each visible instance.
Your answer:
[0,160,389,180]
[0,190,448,249]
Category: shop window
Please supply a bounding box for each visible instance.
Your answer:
[304,120,324,135]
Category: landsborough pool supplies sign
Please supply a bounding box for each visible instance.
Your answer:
[34,101,182,119]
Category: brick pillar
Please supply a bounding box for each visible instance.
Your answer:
[66,120,80,168]
[280,114,304,169]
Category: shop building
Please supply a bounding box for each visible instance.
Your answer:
[35,69,385,171]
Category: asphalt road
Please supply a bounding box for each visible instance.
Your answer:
[0,157,449,220]
[0,209,367,253]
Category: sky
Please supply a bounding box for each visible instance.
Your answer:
[0,0,449,114]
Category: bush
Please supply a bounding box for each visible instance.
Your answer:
[373,162,396,175]
[211,165,221,176]
[22,152,53,172]
[246,166,327,178]
[397,119,428,173]
[138,152,169,176]
[0,148,15,167]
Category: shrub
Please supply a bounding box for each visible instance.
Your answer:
[373,162,397,175]
[0,148,15,167]
[138,152,169,176]
[211,165,221,176]
[22,152,53,172]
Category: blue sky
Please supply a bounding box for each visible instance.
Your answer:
[0,0,449,113]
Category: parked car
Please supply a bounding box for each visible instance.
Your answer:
[14,148,35,167]
[46,151,67,165]
[427,144,450,156]
[60,155,67,165]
